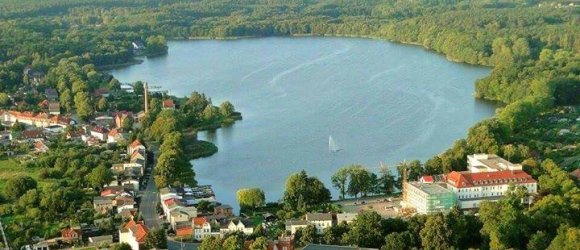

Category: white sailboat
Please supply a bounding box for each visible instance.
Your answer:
[329,136,343,153]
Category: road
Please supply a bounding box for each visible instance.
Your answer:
[138,142,198,250]
[140,142,162,229]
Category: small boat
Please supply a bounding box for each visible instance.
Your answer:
[329,136,343,153]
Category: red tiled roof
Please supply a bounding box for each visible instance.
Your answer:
[421,176,434,183]
[92,126,109,133]
[124,220,148,243]
[447,170,536,188]
[162,99,174,108]
[176,227,193,237]
[192,217,208,226]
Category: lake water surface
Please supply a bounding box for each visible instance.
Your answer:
[110,37,496,209]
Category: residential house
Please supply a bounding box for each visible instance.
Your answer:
[162,99,175,110]
[119,208,139,220]
[17,129,45,142]
[115,196,136,214]
[285,220,308,234]
[33,140,49,153]
[169,207,197,230]
[336,213,358,225]
[93,197,114,214]
[121,178,140,191]
[0,110,73,128]
[213,204,233,217]
[44,88,58,100]
[119,220,148,250]
[107,128,126,144]
[305,213,333,234]
[220,219,254,235]
[48,101,60,115]
[192,217,218,241]
[61,226,82,243]
[93,88,110,98]
[115,111,133,128]
[111,163,144,177]
[88,235,113,247]
[90,126,109,141]
[128,139,146,155]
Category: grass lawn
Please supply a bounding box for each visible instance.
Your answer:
[0,157,55,193]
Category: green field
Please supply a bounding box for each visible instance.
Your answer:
[0,158,55,193]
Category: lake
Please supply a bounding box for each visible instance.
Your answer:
[110,37,496,210]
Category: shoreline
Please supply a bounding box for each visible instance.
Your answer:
[169,34,495,68]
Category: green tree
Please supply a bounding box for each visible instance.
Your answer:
[87,166,113,190]
[199,236,223,250]
[382,232,410,250]
[202,104,219,122]
[236,188,265,212]
[74,91,93,120]
[322,222,350,245]
[133,81,144,96]
[112,243,132,250]
[547,226,580,250]
[283,170,331,211]
[4,176,37,200]
[347,165,373,198]
[420,213,451,250]
[219,101,235,117]
[144,228,167,250]
[60,89,73,112]
[527,231,550,250]
[377,165,396,195]
[344,211,384,248]
[295,225,318,246]
[121,115,134,131]
[479,200,530,250]
[331,166,350,199]
[96,97,108,111]
[0,92,10,106]
[249,236,268,250]
[222,234,244,250]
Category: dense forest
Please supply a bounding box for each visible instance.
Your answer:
[0,0,578,249]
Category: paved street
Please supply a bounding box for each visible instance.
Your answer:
[140,142,161,229]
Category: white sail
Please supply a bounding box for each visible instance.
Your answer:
[329,136,342,152]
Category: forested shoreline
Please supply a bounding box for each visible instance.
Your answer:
[0,0,578,249]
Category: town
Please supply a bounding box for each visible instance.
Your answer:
[0,1,578,250]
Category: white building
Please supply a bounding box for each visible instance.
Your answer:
[192,217,219,241]
[446,169,537,209]
[285,220,308,234]
[305,213,333,234]
[220,219,254,236]
[119,220,148,250]
[467,154,522,172]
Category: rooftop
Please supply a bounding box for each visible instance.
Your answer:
[447,170,536,188]
[407,182,453,195]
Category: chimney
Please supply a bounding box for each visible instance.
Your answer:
[144,82,149,113]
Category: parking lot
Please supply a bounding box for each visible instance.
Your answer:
[334,195,402,218]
